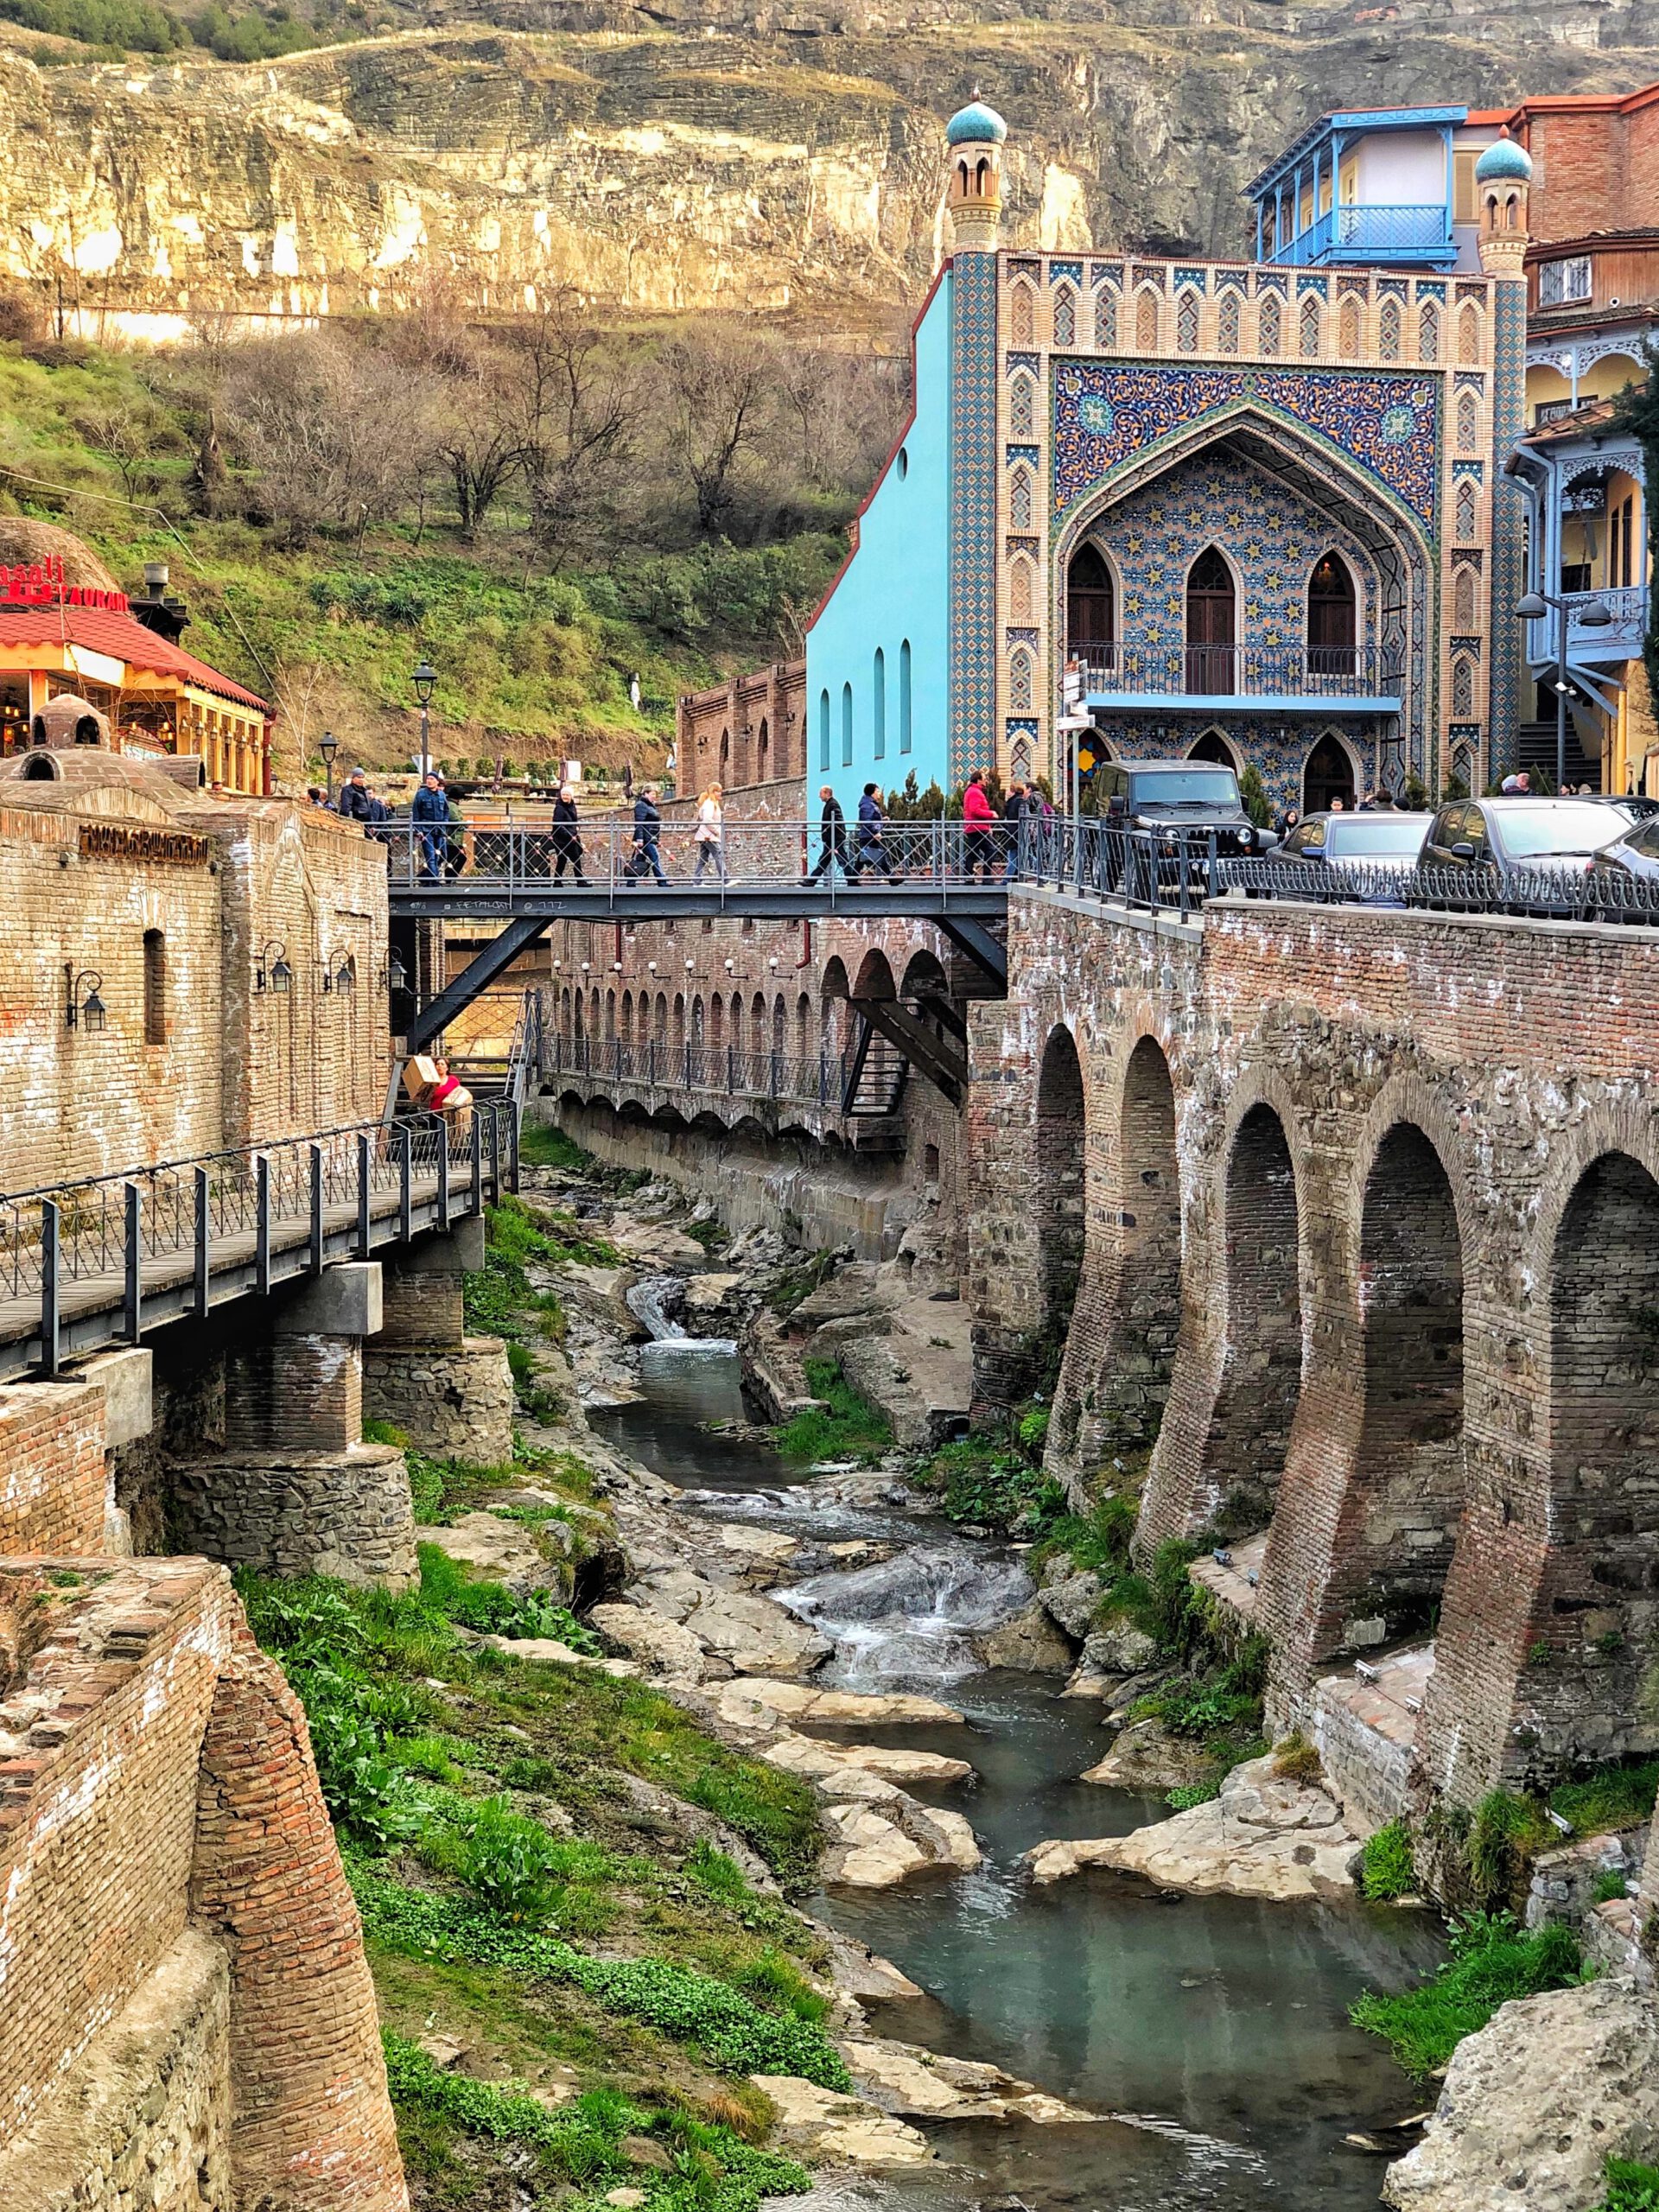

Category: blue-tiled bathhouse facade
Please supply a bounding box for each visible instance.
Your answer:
[805,104,1529,817]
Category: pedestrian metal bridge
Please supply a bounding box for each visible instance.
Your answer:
[385,819,1012,1054]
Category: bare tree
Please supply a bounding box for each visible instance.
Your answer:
[501,292,635,566]
[76,404,162,504]
[221,330,441,545]
[658,327,778,537]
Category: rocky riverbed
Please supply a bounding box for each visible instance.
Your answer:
[442,1145,1659,2212]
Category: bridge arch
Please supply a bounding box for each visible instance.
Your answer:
[900,948,950,1000]
[1034,1025,1087,1358]
[1337,1119,1467,1646]
[1203,1100,1306,1533]
[850,948,897,1002]
[1090,1033,1183,1457]
[821,956,850,1000]
[1524,1147,1659,1767]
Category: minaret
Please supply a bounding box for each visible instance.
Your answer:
[1475,126,1532,277]
[944,95,1007,255]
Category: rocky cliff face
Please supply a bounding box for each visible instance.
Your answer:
[4,0,1656,339]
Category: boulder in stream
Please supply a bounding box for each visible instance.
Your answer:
[588,1602,712,1681]
[637,1567,832,1675]
[711,1679,966,1729]
[1382,1977,1659,2212]
[842,2037,1099,2125]
[981,1601,1076,1674]
[749,2075,934,2165]
[1028,1754,1360,1901]
[819,1796,982,1887]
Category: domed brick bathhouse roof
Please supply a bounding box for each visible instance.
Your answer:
[0,518,121,594]
[1476,130,1533,184]
[946,99,1007,146]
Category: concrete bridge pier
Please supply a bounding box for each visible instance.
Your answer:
[172,1263,416,1587]
[365,1219,514,1468]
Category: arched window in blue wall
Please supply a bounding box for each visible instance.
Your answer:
[841,681,853,767]
[899,641,912,754]
[873,648,886,759]
[818,688,830,772]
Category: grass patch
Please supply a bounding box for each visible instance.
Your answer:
[1551,1759,1659,1840]
[1271,1732,1323,1787]
[1351,1911,1582,2078]
[766,1252,836,1319]
[519,1122,600,1173]
[1604,2158,1659,2210]
[773,1357,892,1465]
[383,2031,810,2212]
[1360,1820,1418,1902]
[359,1872,851,2088]
[1165,1779,1221,1811]
[683,1217,728,1254]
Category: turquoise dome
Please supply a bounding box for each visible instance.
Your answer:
[1475,134,1532,184]
[946,99,1007,146]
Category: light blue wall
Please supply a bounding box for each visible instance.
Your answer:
[806,273,953,817]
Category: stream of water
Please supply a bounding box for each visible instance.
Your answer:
[594,1349,1442,2212]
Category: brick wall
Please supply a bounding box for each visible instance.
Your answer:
[192,1632,408,2211]
[1522,99,1659,242]
[0,1560,406,2209]
[676,662,806,798]
[973,887,1659,1818]
[0,774,392,1194]
[0,1381,107,1552]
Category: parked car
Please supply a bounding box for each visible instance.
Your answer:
[1586,812,1659,914]
[1257,809,1433,901]
[1415,797,1629,913]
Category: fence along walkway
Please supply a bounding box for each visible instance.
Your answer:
[0,1100,518,1381]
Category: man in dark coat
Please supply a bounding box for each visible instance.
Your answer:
[808,784,849,881]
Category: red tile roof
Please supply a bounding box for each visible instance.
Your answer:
[0,600,269,714]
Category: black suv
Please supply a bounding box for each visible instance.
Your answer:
[1090,758,1262,897]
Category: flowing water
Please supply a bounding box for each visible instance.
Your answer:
[595,1344,1442,2212]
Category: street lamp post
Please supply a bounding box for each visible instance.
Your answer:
[319,728,338,808]
[1514,589,1614,796]
[412,660,437,781]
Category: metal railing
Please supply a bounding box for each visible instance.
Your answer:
[544,1027,857,1111]
[0,1099,516,1373]
[377,817,1009,890]
[1076,643,1401,701]
[1525,584,1649,664]
[1275,203,1449,266]
[1015,817,1659,925]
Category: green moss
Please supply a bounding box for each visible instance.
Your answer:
[1360,1820,1417,1902]
[1468,1789,1552,1903]
[773,1358,892,1465]
[1351,1912,1581,2078]
[518,1123,599,1173]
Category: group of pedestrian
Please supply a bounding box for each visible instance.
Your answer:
[806,772,1052,885]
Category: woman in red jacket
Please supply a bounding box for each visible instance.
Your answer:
[962,770,997,880]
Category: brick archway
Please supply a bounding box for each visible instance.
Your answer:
[1202,1102,1306,1534]
[1034,1025,1086,1375]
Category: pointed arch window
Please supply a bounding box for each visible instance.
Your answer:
[1009,373,1035,438]
[1299,293,1321,357]
[1185,547,1236,694]
[1010,556,1034,622]
[1306,550,1357,677]
[1378,296,1402,362]
[873,646,886,760]
[899,639,912,753]
[1452,655,1476,718]
[817,687,830,771]
[1053,285,1076,347]
[1009,468,1033,531]
[1217,290,1241,354]
[1067,542,1116,664]
[1095,291,1118,349]
[1010,283,1034,346]
[1135,288,1160,350]
[1338,295,1361,357]
[1418,299,1440,361]
[1458,301,1481,364]
[1009,650,1033,711]
[1176,289,1200,353]
[1453,565,1477,628]
[1456,387,1480,450]
[1257,292,1281,357]
[1455,479,1478,542]
[841,681,853,766]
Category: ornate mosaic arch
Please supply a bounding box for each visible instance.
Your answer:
[1049,389,1437,787]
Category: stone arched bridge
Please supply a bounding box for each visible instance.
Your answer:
[967,886,1659,1833]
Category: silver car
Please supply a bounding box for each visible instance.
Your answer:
[1261,809,1434,903]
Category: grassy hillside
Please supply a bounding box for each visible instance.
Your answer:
[0,328,880,783]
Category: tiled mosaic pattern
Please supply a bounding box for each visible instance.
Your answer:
[949,251,1001,785]
[1052,363,1442,529]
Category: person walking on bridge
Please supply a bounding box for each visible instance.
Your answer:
[692,781,729,884]
[626,785,669,884]
[411,770,448,880]
[551,783,589,885]
[809,783,849,882]
[962,769,997,880]
[852,783,895,878]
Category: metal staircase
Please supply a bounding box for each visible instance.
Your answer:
[841,1016,909,1117]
